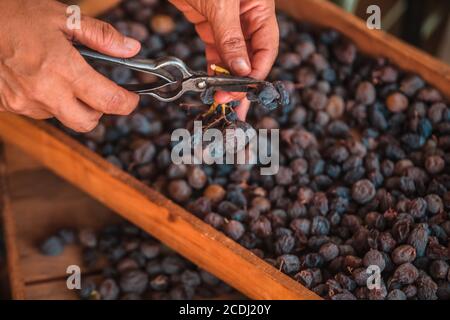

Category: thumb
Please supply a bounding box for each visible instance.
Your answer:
[207,1,251,76]
[66,16,140,57]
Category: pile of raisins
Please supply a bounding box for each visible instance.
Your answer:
[54,0,450,300]
[40,223,237,300]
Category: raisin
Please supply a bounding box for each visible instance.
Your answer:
[99,278,120,300]
[319,242,339,262]
[223,220,245,241]
[204,213,225,229]
[386,92,408,113]
[355,81,376,105]
[390,263,419,285]
[203,184,226,203]
[391,245,416,265]
[78,229,97,248]
[425,155,445,174]
[180,270,201,288]
[275,234,296,255]
[250,217,272,238]
[363,249,386,271]
[387,289,406,300]
[187,166,207,190]
[277,254,300,274]
[139,242,160,259]
[352,179,376,204]
[429,260,449,280]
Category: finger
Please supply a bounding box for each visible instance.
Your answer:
[53,97,102,133]
[249,21,279,80]
[205,45,247,104]
[207,1,251,76]
[71,53,139,115]
[243,16,279,80]
[194,22,215,46]
[234,98,251,121]
[63,15,140,58]
[204,45,246,104]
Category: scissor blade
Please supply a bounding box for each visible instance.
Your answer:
[207,75,265,87]
[122,81,179,94]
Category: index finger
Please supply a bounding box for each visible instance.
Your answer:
[69,51,139,115]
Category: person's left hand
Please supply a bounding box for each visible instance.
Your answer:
[169,0,279,120]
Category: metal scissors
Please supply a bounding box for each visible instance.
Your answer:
[77,46,264,102]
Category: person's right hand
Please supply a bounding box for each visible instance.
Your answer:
[0,0,141,132]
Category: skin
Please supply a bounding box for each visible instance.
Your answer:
[0,0,279,132]
[0,0,140,132]
[170,0,279,120]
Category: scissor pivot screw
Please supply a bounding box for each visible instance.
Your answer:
[197,81,207,89]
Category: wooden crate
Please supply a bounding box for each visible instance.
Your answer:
[0,0,448,300]
[0,144,244,299]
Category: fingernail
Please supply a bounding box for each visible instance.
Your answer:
[230,58,251,75]
[124,37,140,52]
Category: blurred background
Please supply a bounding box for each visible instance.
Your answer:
[331,0,450,63]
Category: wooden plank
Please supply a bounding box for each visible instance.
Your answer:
[25,274,245,300]
[0,144,26,300]
[276,0,450,100]
[0,114,319,300]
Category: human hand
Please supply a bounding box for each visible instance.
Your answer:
[169,0,279,120]
[0,0,141,132]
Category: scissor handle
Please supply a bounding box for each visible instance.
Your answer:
[76,46,184,83]
[76,46,264,102]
